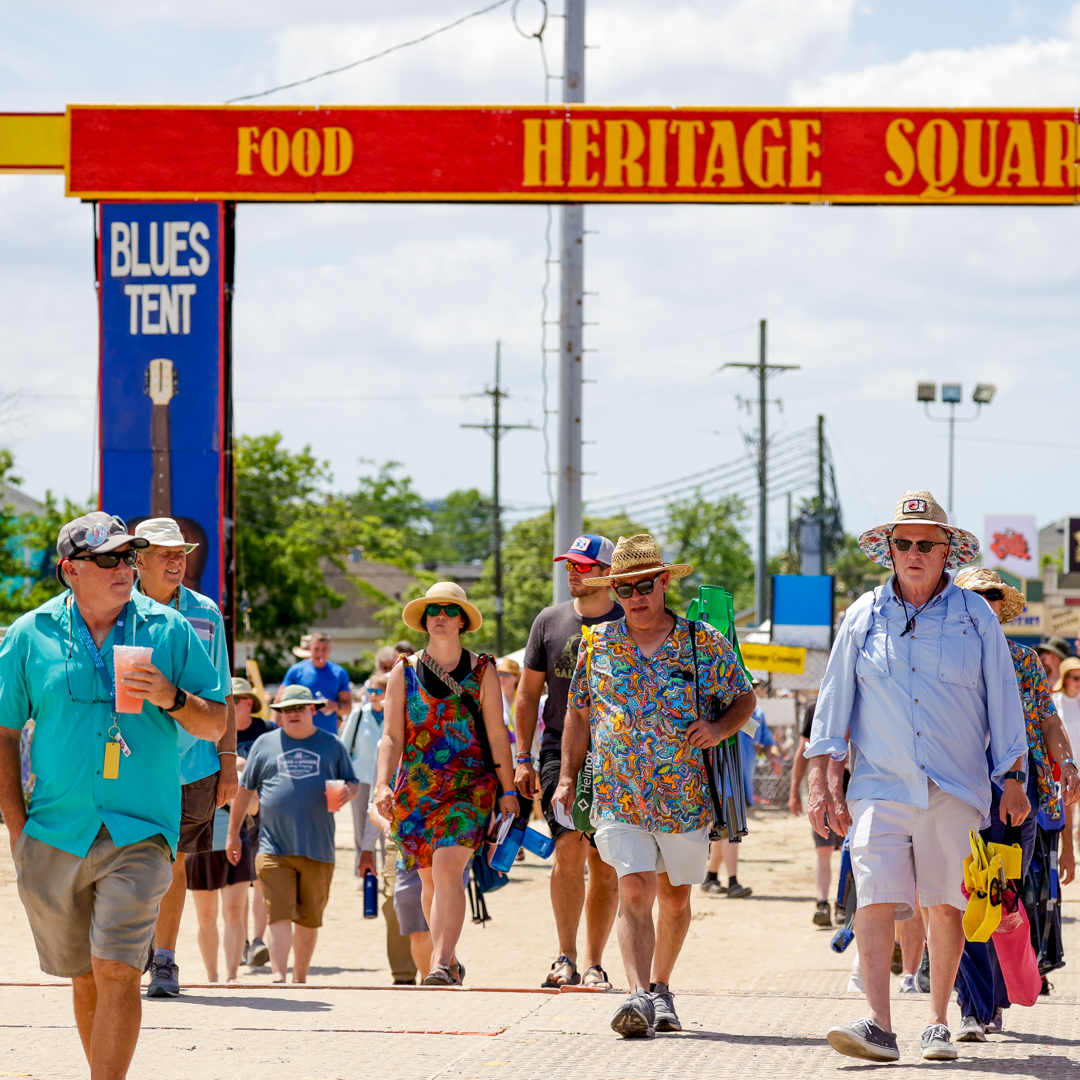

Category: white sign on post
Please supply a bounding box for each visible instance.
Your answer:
[983,515,1039,581]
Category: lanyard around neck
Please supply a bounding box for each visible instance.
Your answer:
[71,600,128,705]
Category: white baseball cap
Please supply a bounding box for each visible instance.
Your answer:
[134,517,199,552]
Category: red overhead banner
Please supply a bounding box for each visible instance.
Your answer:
[66,105,1079,204]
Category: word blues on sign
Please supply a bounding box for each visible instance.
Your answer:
[110,221,211,278]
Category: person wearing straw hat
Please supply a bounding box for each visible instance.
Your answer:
[951,567,1079,1041]
[133,516,238,1000]
[807,491,1029,1063]
[375,582,518,986]
[554,535,757,1038]
[0,511,226,1080]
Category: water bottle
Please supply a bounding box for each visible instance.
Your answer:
[363,870,378,919]
[488,818,527,873]
[520,827,555,859]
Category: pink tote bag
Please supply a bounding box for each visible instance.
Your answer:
[994,902,1042,1007]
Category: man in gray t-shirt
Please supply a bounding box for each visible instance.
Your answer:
[514,533,622,990]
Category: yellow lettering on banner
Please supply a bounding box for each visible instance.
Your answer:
[669,120,705,187]
[647,118,668,186]
[997,120,1039,187]
[742,118,786,188]
[568,119,600,187]
[260,127,290,177]
[884,118,916,186]
[789,119,822,187]
[604,120,646,187]
[700,120,742,188]
[236,127,260,176]
[291,128,321,177]
[916,119,959,198]
[322,128,354,177]
[1043,120,1076,188]
[522,119,564,186]
[962,119,999,187]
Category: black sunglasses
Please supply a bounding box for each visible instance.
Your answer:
[425,603,462,618]
[69,549,138,569]
[977,588,1005,602]
[613,576,660,600]
[890,539,948,554]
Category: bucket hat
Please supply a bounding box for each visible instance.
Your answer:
[857,490,979,571]
[231,676,258,699]
[269,685,326,710]
[401,581,482,634]
[581,534,692,586]
[291,634,312,659]
[953,567,1026,625]
[1035,637,1072,662]
[133,517,198,552]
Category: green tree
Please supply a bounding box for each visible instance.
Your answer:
[348,461,431,556]
[828,533,883,599]
[428,489,492,565]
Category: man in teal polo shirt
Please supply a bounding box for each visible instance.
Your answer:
[134,517,237,999]
[0,512,226,1080]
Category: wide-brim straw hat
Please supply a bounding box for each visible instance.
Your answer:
[953,567,1026,625]
[1054,656,1080,693]
[582,534,692,587]
[858,490,979,571]
[402,581,482,634]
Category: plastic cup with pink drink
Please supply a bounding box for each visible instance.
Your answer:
[325,779,348,812]
[113,646,153,714]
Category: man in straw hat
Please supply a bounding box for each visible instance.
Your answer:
[555,534,757,1038]
[134,516,238,1000]
[807,491,1029,1063]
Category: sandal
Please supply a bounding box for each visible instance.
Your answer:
[541,955,580,988]
[422,964,457,986]
[582,965,612,989]
[449,958,465,985]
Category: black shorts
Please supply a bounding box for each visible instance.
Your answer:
[178,772,219,855]
[539,747,595,847]
[813,813,844,850]
[185,835,257,890]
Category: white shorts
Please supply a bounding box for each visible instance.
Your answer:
[848,781,980,920]
[592,820,710,887]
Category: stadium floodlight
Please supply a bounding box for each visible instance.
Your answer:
[941,383,962,403]
[917,382,936,402]
[972,383,996,404]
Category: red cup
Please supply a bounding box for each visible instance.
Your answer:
[113,645,153,714]
[325,779,346,812]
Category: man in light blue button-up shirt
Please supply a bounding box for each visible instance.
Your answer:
[806,491,1029,1065]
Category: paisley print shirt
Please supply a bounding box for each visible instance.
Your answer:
[568,614,752,833]
[1008,639,1061,819]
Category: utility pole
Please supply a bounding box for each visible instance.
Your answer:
[724,319,799,628]
[462,342,535,655]
[817,414,825,515]
[553,0,585,605]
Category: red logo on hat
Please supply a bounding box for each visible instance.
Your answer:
[903,499,928,515]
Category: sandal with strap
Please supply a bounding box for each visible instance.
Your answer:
[541,955,580,988]
[422,964,457,986]
[582,965,612,989]
[449,958,465,985]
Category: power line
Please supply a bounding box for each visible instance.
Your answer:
[226,0,514,103]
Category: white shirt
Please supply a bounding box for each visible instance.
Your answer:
[1054,691,1080,762]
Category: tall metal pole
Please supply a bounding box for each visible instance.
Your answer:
[553,0,585,605]
[492,342,504,654]
[817,414,825,514]
[947,402,956,514]
[756,319,767,629]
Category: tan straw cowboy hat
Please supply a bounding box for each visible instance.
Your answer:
[401,581,483,634]
[953,567,1026,625]
[858,490,979,571]
[582,534,692,587]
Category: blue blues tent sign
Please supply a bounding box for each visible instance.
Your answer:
[98,201,227,607]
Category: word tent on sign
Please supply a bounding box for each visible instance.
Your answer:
[110,220,211,336]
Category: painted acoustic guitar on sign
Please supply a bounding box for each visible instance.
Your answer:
[132,358,208,591]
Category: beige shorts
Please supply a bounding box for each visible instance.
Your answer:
[593,820,710,887]
[256,853,335,928]
[848,781,981,920]
[14,826,172,978]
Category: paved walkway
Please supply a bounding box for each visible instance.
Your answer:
[1,982,1077,1079]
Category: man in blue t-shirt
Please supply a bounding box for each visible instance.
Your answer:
[277,631,351,734]
[226,685,358,983]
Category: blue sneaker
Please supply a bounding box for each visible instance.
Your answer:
[146,958,180,997]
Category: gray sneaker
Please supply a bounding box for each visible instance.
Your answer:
[146,958,180,998]
[956,1015,985,1043]
[248,938,270,967]
[611,990,656,1038]
[649,981,681,1032]
[984,1007,1003,1035]
[921,1023,958,1060]
[826,1018,900,1062]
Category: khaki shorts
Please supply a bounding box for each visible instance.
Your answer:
[593,820,710,887]
[848,780,981,920]
[179,772,220,854]
[256,853,335,928]
[14,826,172,978]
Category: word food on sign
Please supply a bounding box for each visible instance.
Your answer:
[110,220,210,335]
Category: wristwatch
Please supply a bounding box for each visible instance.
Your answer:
[1003,770,1027,784]
[164,687,187,713]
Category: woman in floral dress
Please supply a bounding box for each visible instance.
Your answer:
[375,582,517,985]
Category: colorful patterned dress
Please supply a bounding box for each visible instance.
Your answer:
[390,655,497,870]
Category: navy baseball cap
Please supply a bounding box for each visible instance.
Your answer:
[554,533,615,566]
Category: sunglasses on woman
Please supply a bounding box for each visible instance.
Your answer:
[68,549,139,569]
[613,576,660,600]
[425,603,462,618]
[890,539,948,554]
[977,588,1005,602]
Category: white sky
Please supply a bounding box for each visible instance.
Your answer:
[2,0,1080,558]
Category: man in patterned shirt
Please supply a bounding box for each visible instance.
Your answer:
[554,535,756,1039]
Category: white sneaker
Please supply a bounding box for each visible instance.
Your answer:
[898,974,918,994]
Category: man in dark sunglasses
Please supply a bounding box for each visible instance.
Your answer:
[805,490,1029,1065]
[0,511,226,1080]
